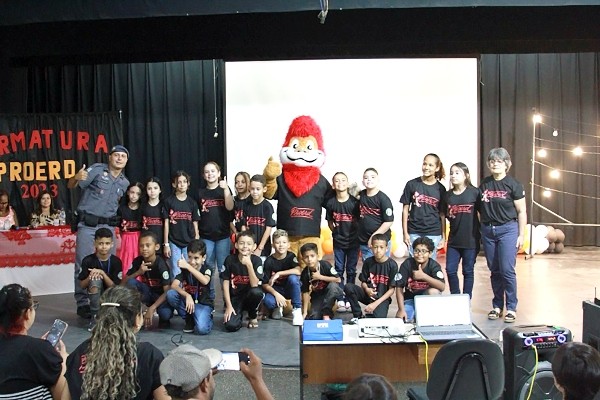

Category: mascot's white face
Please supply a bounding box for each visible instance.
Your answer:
[279,135,325,168]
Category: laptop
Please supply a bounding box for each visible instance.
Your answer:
[414,294,481,341]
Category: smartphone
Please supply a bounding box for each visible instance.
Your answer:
[217,352,250,370]
[45,319,68,348]
[238,351,250,365]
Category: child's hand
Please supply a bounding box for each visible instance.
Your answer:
[144,307,155,328]
[274,292,287,308]
[365,287,377,300]
[403,233,411,247]
[178,258,189,271]
[219,176,229,189]
[89,268,103,280]
[185,294,195,314]
[253,248,262,257]
[269,273,280,287]
[240,254,253,268]
[412,264,427,281]
[311,271,323,281]
[364,303,375,314]
[395,309,408,320]
[140,261,152,273]
[223,305,236,323]
[163,246,171,258]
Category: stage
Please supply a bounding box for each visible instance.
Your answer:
[24,247,600,399]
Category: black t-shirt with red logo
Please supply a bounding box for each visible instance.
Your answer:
[400,177,447,235]
[263,251,299,287]
[325,195,360,249]
[274,174,334,237]
[119,204,142,232]
[396,258,445,301]
[478,175,525,225]
[445,186,480,249]
[358,190,394,244]
[232,195,250,232]
[242,199,276,256]
[358,256,399,303]
[220,254,264,298]
[79,254,123,284]
[198,186,233,241]
[300,260,339,294]
[127,255,171,296]
[141,201,168,245]
[164,194,201,248]
[174,264,213,306]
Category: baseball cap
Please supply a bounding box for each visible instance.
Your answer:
[109,145,129,157]
[160,344,223,392]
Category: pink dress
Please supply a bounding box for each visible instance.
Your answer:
[0,207,17,230]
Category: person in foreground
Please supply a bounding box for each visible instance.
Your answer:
[65,285,170,400]
[160,344,274,400]
[0,283,69,400]
[552,342,600,400]
[343,373,398,400]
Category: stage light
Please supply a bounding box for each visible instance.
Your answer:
[543,189,552,198]
[537,148,547,157]
[550,169,560,179]
[573,147,583,156]
[552,129,558,137]
[532,114,542,124]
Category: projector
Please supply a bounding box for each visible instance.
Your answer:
[357,318,407,338]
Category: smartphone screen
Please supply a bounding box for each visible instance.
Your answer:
[217,352,249,370]
[46,319,68,348]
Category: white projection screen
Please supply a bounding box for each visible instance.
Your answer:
[225,59,478,232]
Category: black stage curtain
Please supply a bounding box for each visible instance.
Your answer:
[26,60,225,198]
[481,53,600,246]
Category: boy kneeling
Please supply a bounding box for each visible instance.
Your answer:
[300,243,343,320]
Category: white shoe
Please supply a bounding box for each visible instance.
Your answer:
[272,306,283,320]
[337,300,347,313]
[292,308,304,326]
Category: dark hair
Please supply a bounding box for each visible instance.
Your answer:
[300,242,319,256]
[412,236,434,252]
[424,153,445,181]
[171,170,191,185]
[236,230,256,243]
[343,373,398,400]
[332,171,348,180]
[234,171,251,195]
[363,167,378,175]
[187,239,207,255]
[94,227,113,241]
[552,342,600,400]
[140,230,159,244]
[371,233,388,245]
[0,284,33,337]
[0,189,8,200]
[126,182,145,202]
[449,162,473,187]
[34,190,58,215]
[164,384,200,399]
[250,174,266,186]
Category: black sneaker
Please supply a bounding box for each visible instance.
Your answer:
[183,315,195,333]
[77,305,92,319]
[87,317,97,332]
[158,319,171,329]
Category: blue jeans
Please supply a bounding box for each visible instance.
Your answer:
[263,274,302,309]
[404,299,416,322]
[481,221,519,312]
[409,234,443,260]
[445,246,477,298]
[126,279,173,321]
[360,241,391,262]
[166,289,213,335]
[333,246,359,300]
[168,242,188,277]
[204,237,231,300]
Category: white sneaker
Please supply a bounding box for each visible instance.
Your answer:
[292,308,304,326]
[337,300,347,313]
[272,306,283,320]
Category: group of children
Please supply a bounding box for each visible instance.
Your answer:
[78,152,483,333]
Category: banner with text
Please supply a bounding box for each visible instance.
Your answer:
[0,112,123,225]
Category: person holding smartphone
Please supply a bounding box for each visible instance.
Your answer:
[0,283,69,400]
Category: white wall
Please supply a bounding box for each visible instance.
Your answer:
[225,58,478,232]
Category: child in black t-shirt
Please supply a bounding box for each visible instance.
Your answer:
[243,174,276,258]
[166,239,213,335]
[142,176,168,248]
[78,227,123,330]
[300,242,343,320]
[123,230,174,328]
[261,229,303,325]
[220,231,264,332]
[395,236,445,322]
[344,233,398,320]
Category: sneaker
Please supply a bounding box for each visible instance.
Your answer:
[348,317,360,325]
[158,319,171,329]
[488,308,502,320]
[336,300,347,313]
[272,306,283,320]
[87,316,97,332]
[292,308,304,326]
[504,311,516,323]
[183,315,195,333]
[345,301,351,311]
[77,305,92,319]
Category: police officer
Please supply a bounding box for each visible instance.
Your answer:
[68,145,130,318]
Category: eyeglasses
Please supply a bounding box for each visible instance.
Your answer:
[488,159,505,165]
[414,249,430,255]
[31,300,39,310]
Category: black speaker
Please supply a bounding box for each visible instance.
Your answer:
[503,325,572,400]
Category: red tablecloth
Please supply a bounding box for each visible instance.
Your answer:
[0,226,76,267]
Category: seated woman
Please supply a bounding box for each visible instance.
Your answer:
[0,283,69,399]
[65,285,170,400]
[30,190,61,227]
[0,189,19,230]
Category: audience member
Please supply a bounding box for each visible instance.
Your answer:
[0,283,69,399]
[30,190,61,227]
[160,344,274,400]
[343,373,398,400]
[65,285,169,400]
[552,342,600,400]
[0,189,19,229]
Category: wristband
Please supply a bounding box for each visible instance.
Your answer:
[163,243,169,247]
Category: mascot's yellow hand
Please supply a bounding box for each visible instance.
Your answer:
[263,156,282,180]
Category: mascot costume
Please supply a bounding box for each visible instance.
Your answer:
[263,115,334,262]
